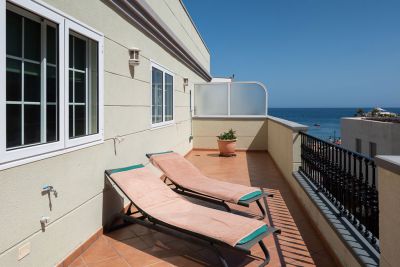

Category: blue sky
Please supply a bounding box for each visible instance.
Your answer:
[184,0,400,108]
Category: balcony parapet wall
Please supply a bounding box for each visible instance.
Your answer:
[268,117,379,267]
[192,117,268,151]
[375,156,400,267]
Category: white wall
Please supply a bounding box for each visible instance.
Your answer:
[341,118,400,157]
[0,0,208,266]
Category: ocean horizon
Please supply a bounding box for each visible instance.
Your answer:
[269,107,400,140]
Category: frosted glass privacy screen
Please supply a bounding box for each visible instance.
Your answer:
[194,82,267,117]
[194,83,228,116]
[230,83,266,115]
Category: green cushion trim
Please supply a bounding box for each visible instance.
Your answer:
[239,190,262,201]
[110,164,145,174]
[147,151,174,157]
[237,225,267,245]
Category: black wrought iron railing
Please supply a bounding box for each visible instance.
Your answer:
[299,132,379,247]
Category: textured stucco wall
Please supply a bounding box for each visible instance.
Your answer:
[378,161,400,267]
[192,118,268,150]
[0,0,208,266]
[145,0,210,71]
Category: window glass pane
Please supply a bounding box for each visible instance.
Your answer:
[24,62,41,102]
[24,17,41,61]
[165,73,173,121]
[152,67,163,123]
[24,105,41,145]
[46,66,57,103]
[6,104,22,148]
[74,72,86,103]
[47,25,57,65]
[194,83,228,116]
[74,36,86,71]
[69,106,73,137]
[6,10,22,57]
[69,36,73,68]
[75,105,86,137]
[6,58,22,101]
[89,40,99,134]
[46,104,57,142]
[69,70,73,102]
[68,35,99,138]
[230,83,266,115]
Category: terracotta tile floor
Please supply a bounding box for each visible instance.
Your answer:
[68,150,337,267]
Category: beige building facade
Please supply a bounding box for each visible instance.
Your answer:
[0,0,210,266]
[341,117,400,157]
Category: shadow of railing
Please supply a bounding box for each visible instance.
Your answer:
[245,152,320,266]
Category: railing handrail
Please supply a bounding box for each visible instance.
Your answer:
[299,132,379,249]
[300,131,374,162]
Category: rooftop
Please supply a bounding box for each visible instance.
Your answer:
[64,150,335,267]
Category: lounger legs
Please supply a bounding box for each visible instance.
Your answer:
[258,240,271,267]
[212,240,271,267]
[212,245,229,267]
[256,199,267,220]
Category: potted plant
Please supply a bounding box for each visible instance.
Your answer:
[217,129,237,156]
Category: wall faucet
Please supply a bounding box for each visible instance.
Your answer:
[42,185,58,197]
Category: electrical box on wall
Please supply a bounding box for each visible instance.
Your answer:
[18,242,31,260]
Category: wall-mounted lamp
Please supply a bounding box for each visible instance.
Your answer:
[183,78,189,92]
[128,47,140,66]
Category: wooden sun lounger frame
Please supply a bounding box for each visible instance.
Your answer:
[146,152,273,220]
[105,169,280,267]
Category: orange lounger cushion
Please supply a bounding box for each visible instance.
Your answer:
[110,165,266,247]
[149,152,261,204]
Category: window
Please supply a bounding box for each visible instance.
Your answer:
[5,6,59,149]
[369,142,377,158]
[65,19,103,148]
[1,0,104,166]
[151,63,174,126]
[194,82,268,117]
[68,32,98,139]
[355,138,362,153]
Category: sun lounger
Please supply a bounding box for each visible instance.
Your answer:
[105,164,280,267]
[146,151,273,219]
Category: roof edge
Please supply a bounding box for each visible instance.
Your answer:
[108,0,212,81]
[178,0,211,54]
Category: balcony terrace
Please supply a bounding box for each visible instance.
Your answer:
[64,150,335,267]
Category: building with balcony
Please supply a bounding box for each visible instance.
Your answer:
[0,1,399,267]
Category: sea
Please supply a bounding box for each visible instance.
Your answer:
[269,108,400,141]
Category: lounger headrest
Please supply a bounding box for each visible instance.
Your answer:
[106,164,145,175]
[146,151,174,159]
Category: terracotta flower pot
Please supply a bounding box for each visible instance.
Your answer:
[217,139,237,156]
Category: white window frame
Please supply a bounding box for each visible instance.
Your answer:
[150,61,175,128]
[64,19,104,148]
[0,0,65,164]
[0,0,104,168]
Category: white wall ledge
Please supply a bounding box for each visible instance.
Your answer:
[375,156,400,175]
[267,116,309,132]
[192,116,268,120]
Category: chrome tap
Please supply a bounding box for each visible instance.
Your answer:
[42,185,58,197]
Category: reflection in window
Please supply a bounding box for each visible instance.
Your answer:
[151,66,174,124]
[5,7,59,149]
[68,33,99,138]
